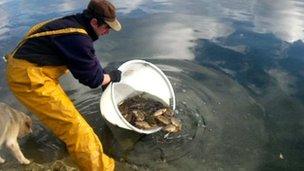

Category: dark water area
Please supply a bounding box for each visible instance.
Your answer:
[1,0,304,170]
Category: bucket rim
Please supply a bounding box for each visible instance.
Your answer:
[118,59,176,109]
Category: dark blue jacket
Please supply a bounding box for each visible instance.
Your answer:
[14,12,104,88]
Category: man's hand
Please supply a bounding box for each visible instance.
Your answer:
[108,69,121,82]
[102,69,122,91]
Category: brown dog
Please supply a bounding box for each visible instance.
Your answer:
[0,102,32,164]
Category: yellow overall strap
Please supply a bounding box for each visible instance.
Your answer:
[27,28,87,39]
[25,19,55,37]
[7,19,88,58]
[7,19,54,59]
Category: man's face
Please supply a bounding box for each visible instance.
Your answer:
[90,18,111,36]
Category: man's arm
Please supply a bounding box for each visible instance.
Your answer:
[52,34,106,88]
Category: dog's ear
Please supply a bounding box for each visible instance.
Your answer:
[25,115,32,132]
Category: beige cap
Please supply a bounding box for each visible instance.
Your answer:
[104,18,121,31]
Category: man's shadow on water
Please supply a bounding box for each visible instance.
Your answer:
[100,121,144,159]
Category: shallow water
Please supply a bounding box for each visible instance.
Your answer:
[1,0,304,170]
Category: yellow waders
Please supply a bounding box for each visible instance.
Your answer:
[6,21,115,171]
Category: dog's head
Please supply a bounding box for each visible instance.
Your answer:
[18,115,33,137]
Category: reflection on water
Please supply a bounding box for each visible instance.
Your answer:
[1,0,304,170]
[253,0,304,42]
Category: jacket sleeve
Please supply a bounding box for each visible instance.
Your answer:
[52,34,104,88]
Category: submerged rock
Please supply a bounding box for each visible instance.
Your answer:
[24,160,78,171]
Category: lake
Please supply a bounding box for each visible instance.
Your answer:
[0,0,304,170]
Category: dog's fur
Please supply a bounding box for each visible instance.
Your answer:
[0,102,32,164]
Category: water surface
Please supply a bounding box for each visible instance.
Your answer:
[0,0,304,170]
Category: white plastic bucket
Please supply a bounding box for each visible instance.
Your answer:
[100,60,176,134]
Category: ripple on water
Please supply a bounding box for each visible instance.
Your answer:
[1,60,267,171]
[68,60,267,170]
[109,59,267,170]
